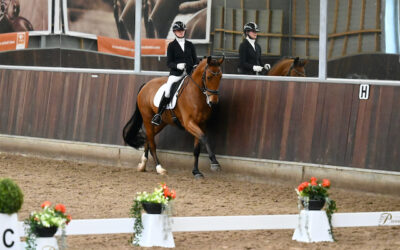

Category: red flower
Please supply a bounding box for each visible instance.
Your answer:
[310,177,317,183]
[55,203,66,214]
[41,201,51,208]
[322,179,331,187]
[311,180,317,186]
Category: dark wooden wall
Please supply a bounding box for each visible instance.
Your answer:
[1,69,399,172]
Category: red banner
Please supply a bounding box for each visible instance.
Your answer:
[0,32,29,52]
[97,36,167,57]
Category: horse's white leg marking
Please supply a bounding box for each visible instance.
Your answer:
[137,153,148,172]
[156,164,167,175]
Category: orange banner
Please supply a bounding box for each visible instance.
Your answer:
[0,32,29,52]
[97,36,167,57]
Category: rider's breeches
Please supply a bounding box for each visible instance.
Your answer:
[164,75,183,98]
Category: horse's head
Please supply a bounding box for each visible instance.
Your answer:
[268,57,308,77]
[287,57,308,77]
[192,56,224,107]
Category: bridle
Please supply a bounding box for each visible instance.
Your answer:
[286,62,306,77]
[186,64,222,106]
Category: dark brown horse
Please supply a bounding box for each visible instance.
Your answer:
[268,57,308,76]
[0,0,33,33]
[123,56,224,178]
[114,0,207,39]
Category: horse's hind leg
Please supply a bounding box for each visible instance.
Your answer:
[143,120,167,175]
[192,137,204,179]
[137,142,149,172]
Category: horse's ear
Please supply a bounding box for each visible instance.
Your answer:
[293,57,300,65]
[207,56,212,65]
[218,55,225,65]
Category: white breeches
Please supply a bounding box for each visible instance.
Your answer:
[164,75,183,98]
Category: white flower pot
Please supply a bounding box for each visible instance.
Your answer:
[35,237,59,250]
[0,213,21,249]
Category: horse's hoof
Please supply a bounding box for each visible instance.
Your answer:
[137,163,146,172]
[194,173,204,179]
[156,165,167,175]
[210,163,221,172]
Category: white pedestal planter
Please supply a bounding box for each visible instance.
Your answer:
[0,213,21,249]
[35,237,59,250]
[292,210,334,243]
[135,214,175,248]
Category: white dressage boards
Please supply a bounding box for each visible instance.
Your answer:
[16,211,400,236]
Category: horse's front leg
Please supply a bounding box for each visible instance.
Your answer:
[187,121,221,173]
[192,137,204,179]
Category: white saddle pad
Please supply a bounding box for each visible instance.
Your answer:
[153,77,186,109]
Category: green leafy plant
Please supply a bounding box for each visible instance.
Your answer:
[24,201,71,250]
[130,183,176,245]
[0,178,24,214]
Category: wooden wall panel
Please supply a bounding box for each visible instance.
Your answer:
[1,69,400,172]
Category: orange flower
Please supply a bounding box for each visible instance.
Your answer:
[55,203,66,214]
[297,182,308,191]
[310,177,317,182]
[170,189,176,199]
[322,179,331,187]
[41,201,51,208]
[164,188,171,198]
[66,214,72,224]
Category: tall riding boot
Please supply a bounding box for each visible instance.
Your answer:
[151,94,170,126]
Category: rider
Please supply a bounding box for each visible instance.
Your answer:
[151,20,199,126]
[238,22,271,75]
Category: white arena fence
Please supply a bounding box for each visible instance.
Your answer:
[17,212,400,236]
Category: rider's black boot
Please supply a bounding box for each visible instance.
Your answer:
[151,94,170,126]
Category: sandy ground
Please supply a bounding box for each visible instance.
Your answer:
[0,152,399,250]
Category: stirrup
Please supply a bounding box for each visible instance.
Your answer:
[151,114,162,126]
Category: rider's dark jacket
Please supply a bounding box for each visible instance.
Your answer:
[238,38,263,75]
[167,39,199,76]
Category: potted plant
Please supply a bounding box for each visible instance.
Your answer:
[24,201,71,250]
[0,178,24,249]
[130,183,176,245]
[295,177,337,224]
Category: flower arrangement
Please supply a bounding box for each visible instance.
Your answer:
[295,177,337,224]
[24,201,71,250]
[130,183,176,245]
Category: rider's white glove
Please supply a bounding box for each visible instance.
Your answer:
[253,65,263,72]
[177,63,186,70]
[264,64,271,70]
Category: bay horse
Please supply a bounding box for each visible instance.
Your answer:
[123,56,224,178]
[267,57,308,76]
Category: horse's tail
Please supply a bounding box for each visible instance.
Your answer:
[122,86,147,149]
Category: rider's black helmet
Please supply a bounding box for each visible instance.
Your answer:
[243,22,260,33]
[172,21,186,31]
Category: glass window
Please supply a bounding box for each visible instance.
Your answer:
[326,0,399,80]
[210,0,318,77]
